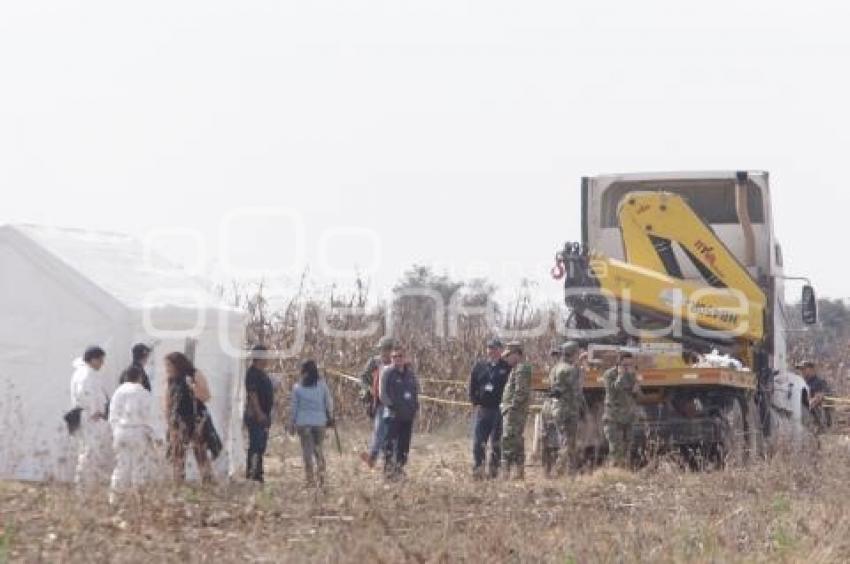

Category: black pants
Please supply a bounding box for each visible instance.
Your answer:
[247,423,269,482]
[384,417,413,476]
[472,406,502,471]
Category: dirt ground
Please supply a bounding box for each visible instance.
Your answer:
[3,425,850,563]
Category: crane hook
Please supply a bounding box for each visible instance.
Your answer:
[551,253,566,280]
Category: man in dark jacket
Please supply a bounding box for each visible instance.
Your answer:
[379,345,419,480]
[469,338,510,479]
[245,345,274,482]
[119,343,152,392]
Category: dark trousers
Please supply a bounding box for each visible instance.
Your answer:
[472,406,502,471]
[247,424,269,482]
[384,417,414,477]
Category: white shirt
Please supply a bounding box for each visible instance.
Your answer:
[109,382,155,433]
[70,358,109,416]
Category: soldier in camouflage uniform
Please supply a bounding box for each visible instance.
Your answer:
[540,347,563,477]
[541,341,586,477]
[500,342,533,480]
[602,352,641,468]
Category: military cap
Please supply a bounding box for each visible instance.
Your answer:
[795,360,815,369]
[486,337,504,349]
[376,336,396,351]
[560,340,580,355]
[502,341,523,357]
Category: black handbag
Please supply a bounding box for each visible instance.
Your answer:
[63,407,82,435]
[201,409,223,460]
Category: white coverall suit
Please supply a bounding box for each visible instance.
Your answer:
[70,359,113,487]
[108,381,155,496]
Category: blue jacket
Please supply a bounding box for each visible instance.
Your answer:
[379,365,420,422]
[469,358,511,408]
[290,379,333,428]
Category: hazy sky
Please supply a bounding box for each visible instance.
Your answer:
[2,1,848,303]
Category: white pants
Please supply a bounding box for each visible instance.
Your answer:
[75,419,113,487]
[111,427,151,494]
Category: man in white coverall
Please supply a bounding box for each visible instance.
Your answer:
[108,365,156,503]
[70,346,113,489]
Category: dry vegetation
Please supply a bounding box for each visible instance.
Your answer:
[4,427,850,563]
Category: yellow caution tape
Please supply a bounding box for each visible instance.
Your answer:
[824,396,850,405]
[324,367,543,410]
[419,378,467,386]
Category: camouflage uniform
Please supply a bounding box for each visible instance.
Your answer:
[602,366,639,467]
[539,399,559,477]
[500,362,532,477]
[545,360,585,476]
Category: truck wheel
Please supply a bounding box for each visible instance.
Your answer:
[719,398,747,468]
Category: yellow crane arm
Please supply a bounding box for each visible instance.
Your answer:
[583,252,764,342]
[617,191,766,310]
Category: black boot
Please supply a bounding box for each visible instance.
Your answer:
[247,452,262,482]
[257,454,265,483]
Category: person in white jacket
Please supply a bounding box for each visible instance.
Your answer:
[70,346,113,489]
[108,365,156,502]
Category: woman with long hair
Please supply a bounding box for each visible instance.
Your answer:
[289,360,333,487]
[164,352,214,483]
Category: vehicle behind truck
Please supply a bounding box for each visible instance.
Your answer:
[547,171,818,466]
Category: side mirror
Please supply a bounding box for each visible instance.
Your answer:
[801,285,818,325]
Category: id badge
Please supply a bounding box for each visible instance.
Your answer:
[484,383,494,392]
[404,391,412,400]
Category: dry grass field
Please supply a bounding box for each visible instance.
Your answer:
[3,423,850,564]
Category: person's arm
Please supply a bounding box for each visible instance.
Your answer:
[324,380,334,416]
[551,366,568,397]
[574,367,589,413]
[379,367,391,408]
[359,359,376,398]
[248,393,267,425]
[245,371,268,425]
[501,372,513,410]
[414,372,421,415]
[289,385,299,432]
[163,380,173,421]
[139,390,156,438]
[81,376,106,421]
[630,372,644,399]
[515,365,531,408]
[192,371,212,403]
[323,381,335,427]
[108,390,120,427]
[468,363,479,406]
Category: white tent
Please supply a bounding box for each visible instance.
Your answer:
[0,224,247,481]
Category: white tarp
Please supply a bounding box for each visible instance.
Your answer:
[0,224,247,481]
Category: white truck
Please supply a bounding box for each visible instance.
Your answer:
[549,170,818,464]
